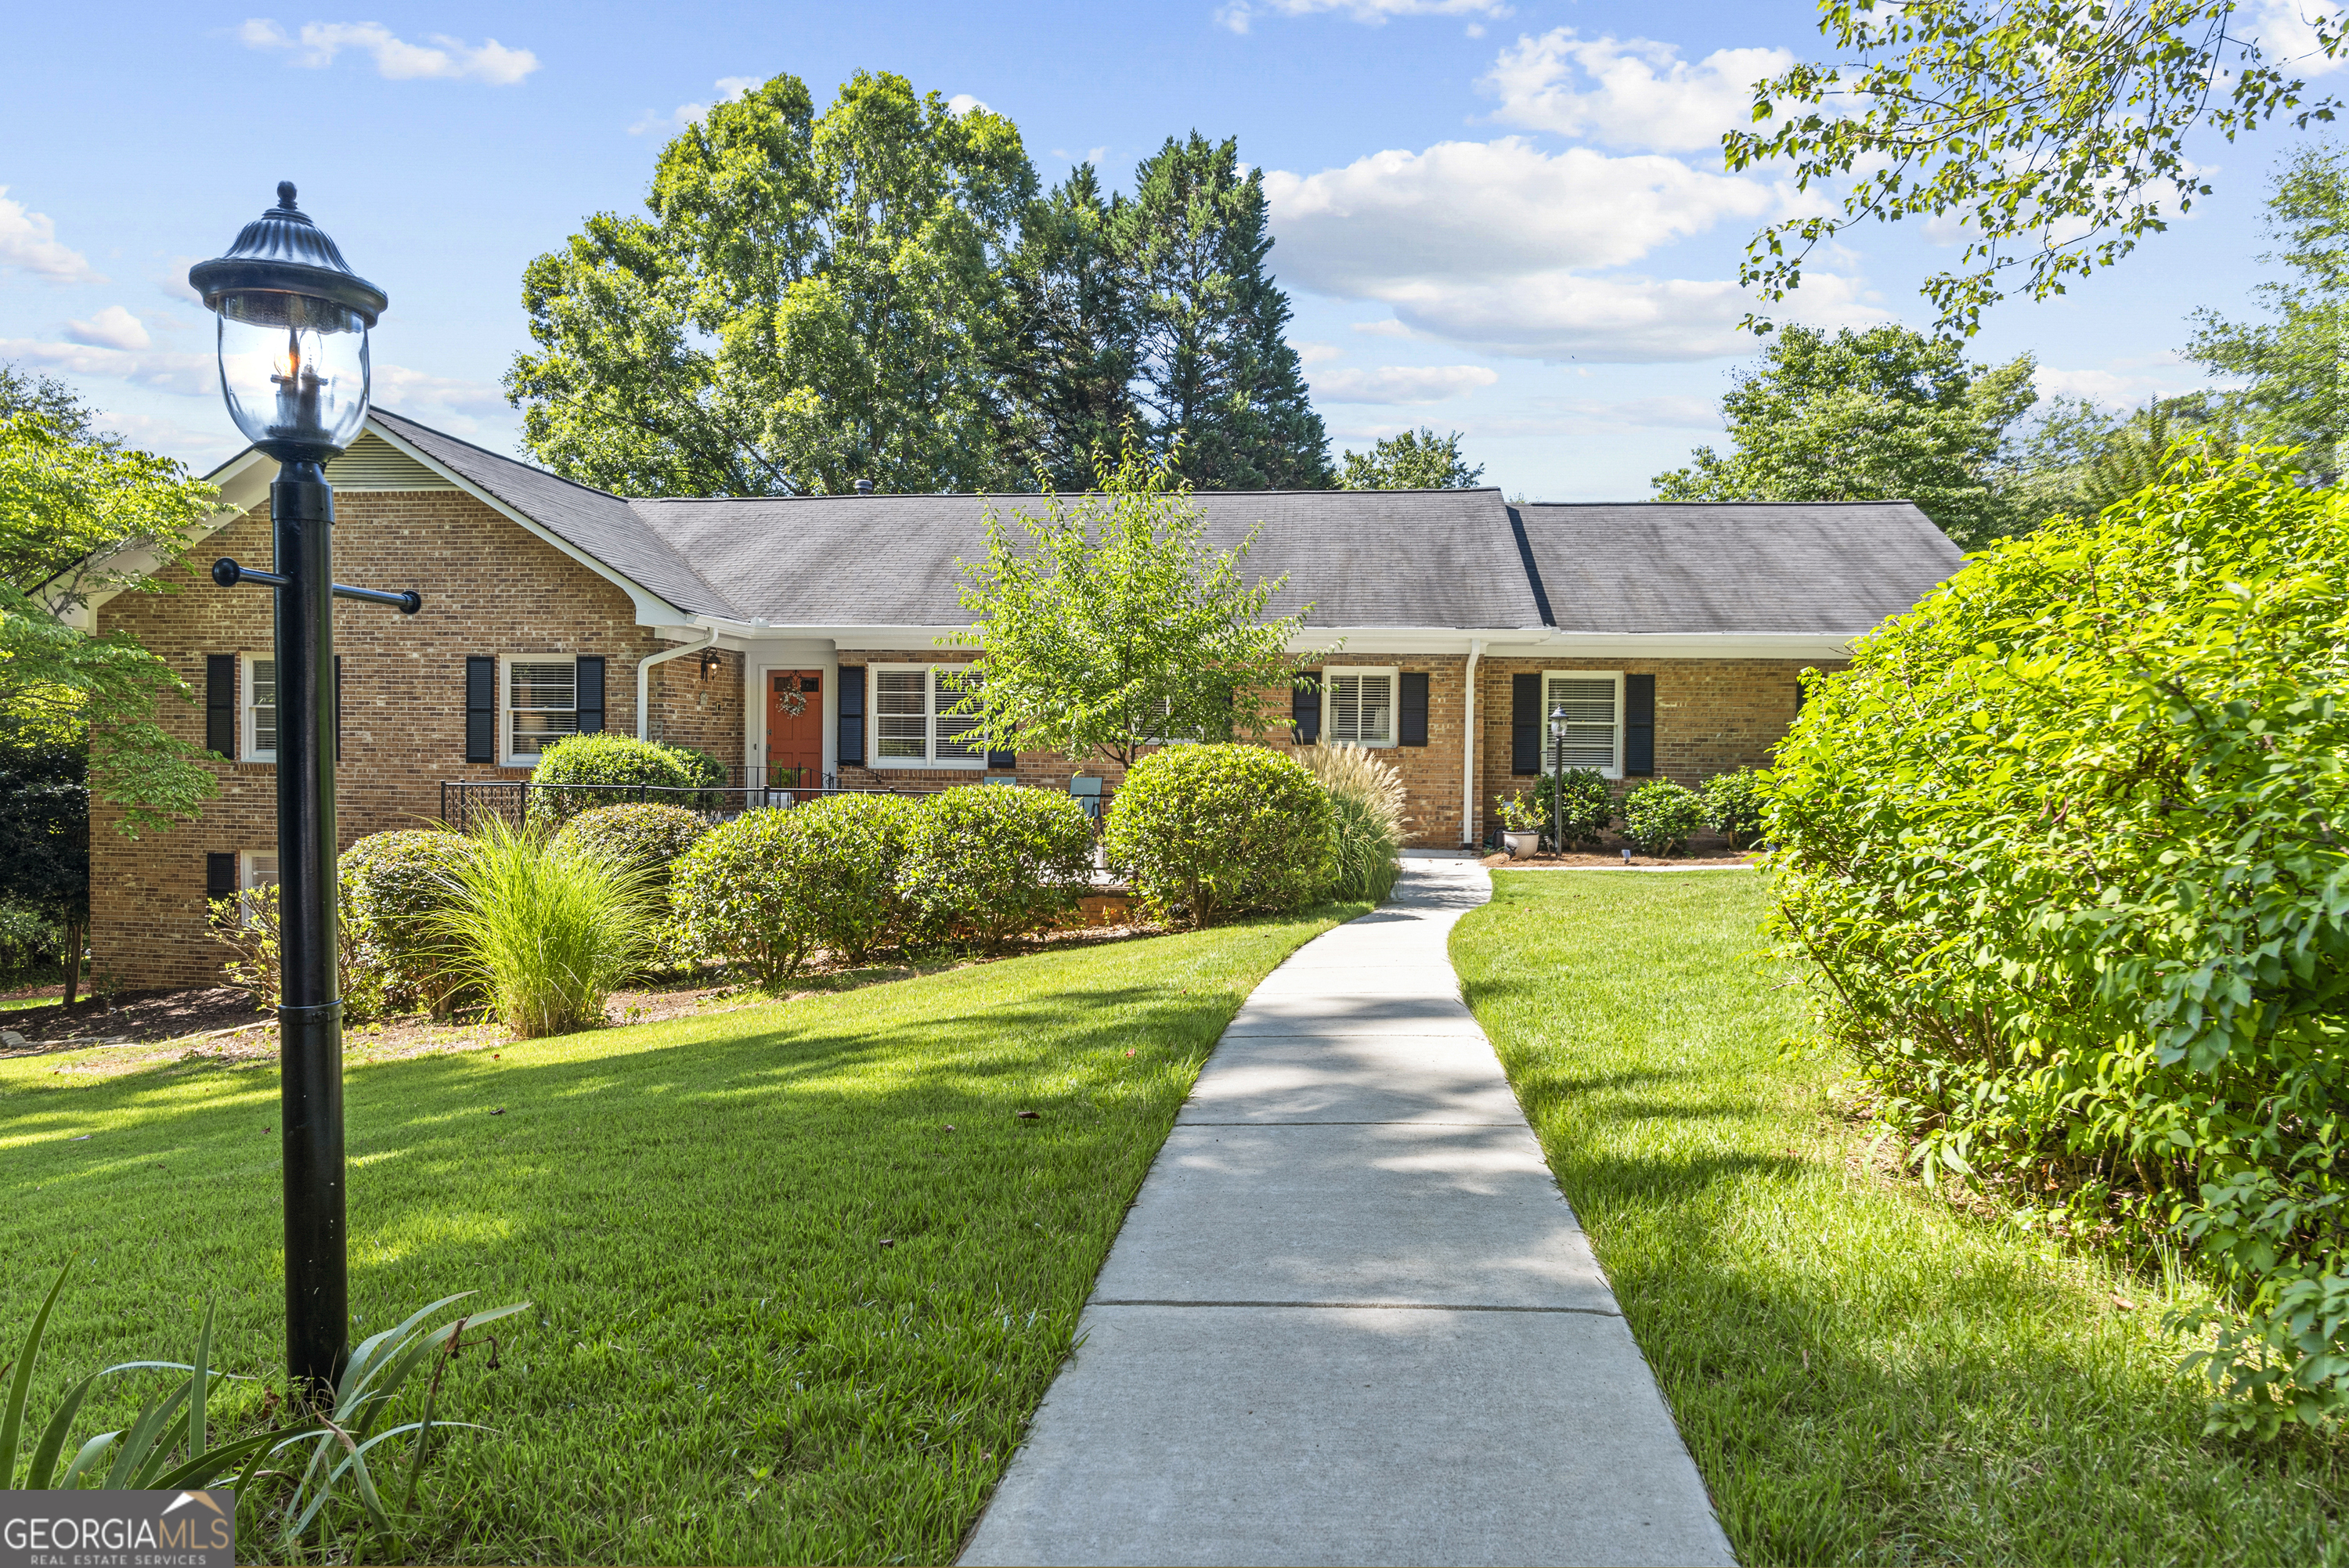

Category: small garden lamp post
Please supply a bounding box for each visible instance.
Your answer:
[190,182,417,1399]
[1547,703,1568,853]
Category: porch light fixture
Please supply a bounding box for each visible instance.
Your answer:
[1547,703,1568,856]
[192,183,417,1399]
[701,647,723,679]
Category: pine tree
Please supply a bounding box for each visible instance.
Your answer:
[998,166,1140,492]
[1114,134,1330,489]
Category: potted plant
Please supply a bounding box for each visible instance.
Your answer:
[1494,793,1543,859]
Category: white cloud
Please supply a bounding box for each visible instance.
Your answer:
[1471,395,1723,437]
[372,364,507,416]
[1216,0,1510,34]
[631,76,757,136]
[237,19,539,85]
[1351,319,1413,337]
[0,189,103,284]
[2250,0,2346,74]
[98,409,244,468]
[0,338,216,395]
[153,257,205,307]
[2032,362,2209,406]
[948,93,991,117]
[1311,363,1499,402]
[1293,340,1346,366]
[1481,30,1792,153]
[65,306,151,351]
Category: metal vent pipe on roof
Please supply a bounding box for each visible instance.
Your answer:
[853,478,874,494]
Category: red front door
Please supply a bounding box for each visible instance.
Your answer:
[767,670,824,789]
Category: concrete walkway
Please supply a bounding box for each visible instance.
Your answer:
[961,854,1734,1568]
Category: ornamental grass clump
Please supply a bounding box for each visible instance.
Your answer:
[431,816,650,1038]
[1299,742,1405,903]
[551,803,709,970]
[1768,449,2349,1436]
[1105,744,1336,928]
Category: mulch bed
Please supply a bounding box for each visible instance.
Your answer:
[1478,827,1763,871]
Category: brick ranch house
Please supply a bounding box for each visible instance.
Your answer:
[78,408,1965,989]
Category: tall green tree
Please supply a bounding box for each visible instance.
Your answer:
[0,380,222,838]
[1115,135,1330,489]
[950,437,1313,768]
[1730,2,2344,336]
[998,165,1141,492]
[1339,427,1485,489]
[507,71,1037,496]
[2188,143,2349,482]
[1652,326,2038,546]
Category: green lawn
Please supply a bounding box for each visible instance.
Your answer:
[1452,869,2347,1568]
[1,906,1359,1565]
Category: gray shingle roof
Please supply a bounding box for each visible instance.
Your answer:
[1510,502,1965,636]
[623,487,1545,629]
[370,409,736,618]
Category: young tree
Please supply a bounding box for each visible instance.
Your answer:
[1652,326,2038,546]
[950,436,1314,768]
[0,729,90,1004]
[508,71,1037,496]
[1,397,223,838]
[1730,1,2344,336]
[998,165,1141,492]
[1115,134,1331,489]
[2188,143,2349,483]
[1338,427,1485,489]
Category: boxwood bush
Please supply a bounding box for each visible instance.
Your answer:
[1531,767,1614,848]
[1620,779,1702,855]
[344,828,477,1015]
[1104,745,1335,928]
[552,803,711,971]
[1699,768,1767,849]
[673,795,918,986]
[899,787,1095,951]
[1769,452,2349,1435]
[527,734,725,826]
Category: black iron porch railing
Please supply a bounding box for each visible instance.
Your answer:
[438,775,1115,832]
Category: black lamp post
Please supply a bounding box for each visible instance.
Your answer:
[1547,703,1568,853]
[190,183,417,1400]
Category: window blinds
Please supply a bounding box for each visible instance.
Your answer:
[875,669,928,759]
[509,661,579,754]
[1544,675,1618,771]
[1328,672,1394,745]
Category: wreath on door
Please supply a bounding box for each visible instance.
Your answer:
[774,685,808,718]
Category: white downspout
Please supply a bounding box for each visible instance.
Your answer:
[637,623,719,741]
[1461,638,1484,848]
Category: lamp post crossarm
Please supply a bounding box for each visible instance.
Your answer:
[212,556,421,614]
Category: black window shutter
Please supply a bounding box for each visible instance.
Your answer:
[205,654,236,759]
[576,656,606,735]
[465,656,496,763]
[205,852,236,921]
[1291,672,1321,744]
[1794,676,1806,714]
[1510,673,1541,774]
[987,745,1017,770]
[837,665,866,766]
[1398,672,1430,747]
[1625,673,1656,776]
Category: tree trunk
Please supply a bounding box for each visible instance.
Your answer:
[62,916,87,1008]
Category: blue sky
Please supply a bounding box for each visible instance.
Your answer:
[0,0,2333,497]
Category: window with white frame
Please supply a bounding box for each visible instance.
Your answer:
[1544,671,1624,777]
[1325,669,1397,748]
[871,665,988,766]
[242,653,277,762]
[236,849,279,925]
[505,658,578,765]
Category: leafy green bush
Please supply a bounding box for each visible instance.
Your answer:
[551,805,709,969]
[673,798,916,985]
[431,816,651,1037]
[525,734,723,827]
[1621,779,1702,855]
[1104,745,1335,928]
[345,829,477,1015]
[1699,769,1768,848]
[900,787,1096,950]
[0,899,63,982]
[1768,453,2349,1436]
[1298,743,1405,903]
[1532,768,1615,847]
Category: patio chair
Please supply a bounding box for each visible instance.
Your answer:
[1069,775,1104,822]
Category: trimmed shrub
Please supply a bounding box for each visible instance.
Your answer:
[431,816,651,1038]
[1699,769,1768,849]
[1532,768,1614,848]
[344,829,477,1015]
[552,803,710,970]
[1299,743,1405,903]
[900,787,1095,951]
[674,797,918,985]
[1621,779,1702,855]
[1104,745,1335,928]
[1768,454,2349,1435]
[526,733,724,826]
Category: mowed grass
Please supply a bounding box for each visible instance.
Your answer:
[0,906,1359,1565]
[1452,870,2348,1568]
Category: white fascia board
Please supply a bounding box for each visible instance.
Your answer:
[781,625,1550,657]
[1538,631,1861,660]
[358,419,693,628]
